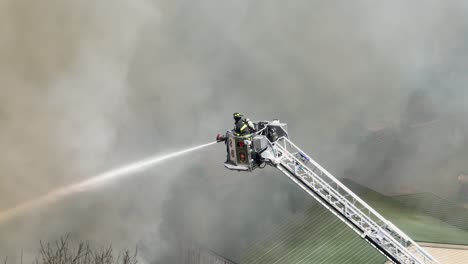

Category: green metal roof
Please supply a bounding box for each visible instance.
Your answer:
[235,178,468,264]
[193,174,468,263]
[392,192,468,233]
[342,179,468,246]
[239,203,387,264]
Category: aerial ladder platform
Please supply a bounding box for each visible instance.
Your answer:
[217,119,439,264]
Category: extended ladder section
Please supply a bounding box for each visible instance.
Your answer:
[271,137,439,264]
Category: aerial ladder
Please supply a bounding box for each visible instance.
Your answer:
[216,119,439,264]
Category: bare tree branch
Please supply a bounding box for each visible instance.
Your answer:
[35,237,137,264]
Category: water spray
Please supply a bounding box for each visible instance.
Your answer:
[0,141,217,224]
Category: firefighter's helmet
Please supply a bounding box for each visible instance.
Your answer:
[233,112,243,120]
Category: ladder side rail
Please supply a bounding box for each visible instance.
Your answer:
[276,137,435,262]
[275,165,403,264]
[288,152,410,247]
[278,137,405,232]
[273,137,437,264]
[274,144,420,264]
[282,155,382,233]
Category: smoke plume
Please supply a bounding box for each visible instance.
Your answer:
[2,0,468,262]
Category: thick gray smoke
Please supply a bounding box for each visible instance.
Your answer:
[1,0,468,262]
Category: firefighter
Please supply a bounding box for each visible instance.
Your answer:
[216,113,256,163]
[233,112,255,136]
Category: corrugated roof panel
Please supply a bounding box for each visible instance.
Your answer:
[384,246,468,264]
[342,179,468,245]
[240,203,387,264]
[392,192,468,232]
[198,177,468,263]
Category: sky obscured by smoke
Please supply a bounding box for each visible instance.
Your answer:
[1,0,468,262]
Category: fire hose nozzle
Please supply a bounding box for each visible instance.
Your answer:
[216,134,226,142]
